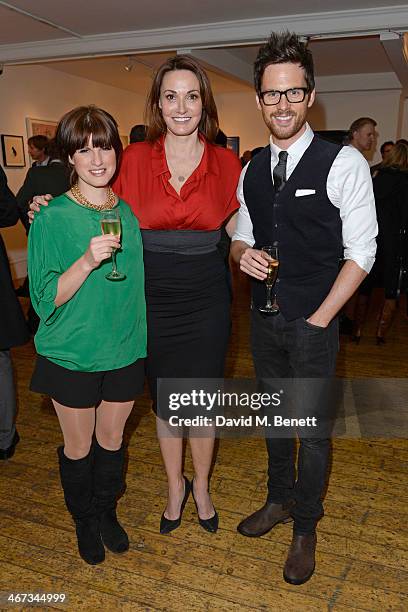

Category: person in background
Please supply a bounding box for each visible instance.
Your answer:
[0,166,29,460]
[240,149,252,167]
[28,106,146,565]
[371,140,394,175]
[129,124,147,144]
[347,117,377,155]
[352,141,408,343]
[28,135,50,167]
[340,116,378,333]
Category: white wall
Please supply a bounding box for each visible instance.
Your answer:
[215,91,269,155]
[0,64,145,279]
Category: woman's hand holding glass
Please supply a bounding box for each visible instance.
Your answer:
[83,234,121,272]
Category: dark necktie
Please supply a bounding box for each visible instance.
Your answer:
[273,150,288,192]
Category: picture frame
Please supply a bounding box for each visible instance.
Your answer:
[226,136,240,157]
[119,134,129,149]
[1,134,26,167]
[26,117,58,140]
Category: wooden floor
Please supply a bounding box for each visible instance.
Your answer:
[2,269,408,611]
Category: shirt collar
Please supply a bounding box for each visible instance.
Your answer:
[269,123,314,164]
[151,133,219,177]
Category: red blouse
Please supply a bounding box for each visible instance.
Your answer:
[113,136,241,230]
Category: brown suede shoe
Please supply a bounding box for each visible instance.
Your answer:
[283,533,317,585]
[237,501,294,537]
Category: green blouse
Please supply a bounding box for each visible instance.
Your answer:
[28,194,146,371]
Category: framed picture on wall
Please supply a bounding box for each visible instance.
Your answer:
[1,134,26,167]
[26,117,58,140]
[120,134,129,149]
[226,136,240,157]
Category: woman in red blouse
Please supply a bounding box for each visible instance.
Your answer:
[114,55,241,535]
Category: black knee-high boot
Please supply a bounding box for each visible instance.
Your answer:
[57,446,105,565]
[93,440,129,553]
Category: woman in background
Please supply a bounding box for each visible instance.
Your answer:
[28,106,146,564]
[353,141,408,342]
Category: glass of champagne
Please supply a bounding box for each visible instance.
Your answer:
[100,209,126,281]
[259,245,279,314]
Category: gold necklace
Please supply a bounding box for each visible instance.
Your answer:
[70,182,117,211]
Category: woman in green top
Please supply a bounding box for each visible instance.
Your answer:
[28,106,146,566]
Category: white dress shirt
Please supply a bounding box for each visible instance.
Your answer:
[233,123,378,273]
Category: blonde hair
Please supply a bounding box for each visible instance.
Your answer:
[380,141,408,171]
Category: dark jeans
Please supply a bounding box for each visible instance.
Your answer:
[251,308,339,535]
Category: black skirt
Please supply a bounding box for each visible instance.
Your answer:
[144,248,231,413]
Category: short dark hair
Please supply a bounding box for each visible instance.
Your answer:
[145,54,219,143]
[28,135,49,150]
[254,31,315,95]
[380,140,394,155]
[55,105,122,185]
[129,124,147,143]
[348,117,377,142]
[215,129,227,147]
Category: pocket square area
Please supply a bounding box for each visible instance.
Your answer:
[295,189,316,197]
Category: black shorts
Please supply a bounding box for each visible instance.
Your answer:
[30,355,145,408]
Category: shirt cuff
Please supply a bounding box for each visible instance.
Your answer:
[343,251,376,274]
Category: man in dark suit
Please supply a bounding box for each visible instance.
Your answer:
[17,139,70,232]
[0,166,29,460]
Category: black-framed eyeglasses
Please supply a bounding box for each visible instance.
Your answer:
[259,88,309,106]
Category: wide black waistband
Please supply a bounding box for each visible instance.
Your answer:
[141,229,221,254]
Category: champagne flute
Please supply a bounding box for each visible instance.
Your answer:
[259,245,279,314]
[100,209,126,281]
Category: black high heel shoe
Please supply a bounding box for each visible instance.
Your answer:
[160,476,191,535]
[191,478,219,533]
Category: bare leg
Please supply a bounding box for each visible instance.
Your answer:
[52,400,95,459]
[156,416,184,520]
[189,429,216,519]
[95,400,134,450]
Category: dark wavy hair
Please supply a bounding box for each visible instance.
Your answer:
[145,55,219,143]
[55,105,122,185]
[254,31,315,95]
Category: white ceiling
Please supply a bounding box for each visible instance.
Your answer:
[0,1,398,43]
[0,1,407,94]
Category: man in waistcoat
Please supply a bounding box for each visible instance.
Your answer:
[231,32,377,585]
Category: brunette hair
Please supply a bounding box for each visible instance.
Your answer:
[28,135,49,151]
[145,55,219,143]
[380,141,408,171]
[380,140,394,156]
[55,105,122,184]
[347,117,377,143]
[254,31,315,95]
